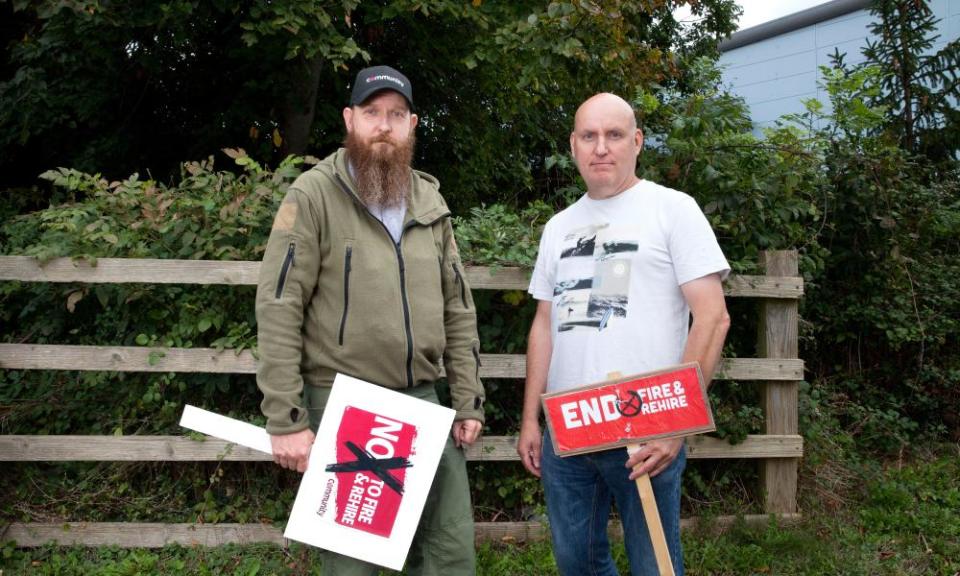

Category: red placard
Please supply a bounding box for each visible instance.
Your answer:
[542,363,715,456]
[327,406,418,537]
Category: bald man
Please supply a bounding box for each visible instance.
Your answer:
[517,93,731,576]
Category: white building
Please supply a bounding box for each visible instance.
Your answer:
[718,0,960,130]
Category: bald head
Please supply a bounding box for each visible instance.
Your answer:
[570,93,643,199]
[574,93,638,132]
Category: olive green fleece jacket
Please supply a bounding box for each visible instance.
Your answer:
[256,148,485,435]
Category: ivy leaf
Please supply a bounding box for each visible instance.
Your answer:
[66,290,84,313]
[148,350,166,366]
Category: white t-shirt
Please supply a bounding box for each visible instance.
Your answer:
[367,200,406,245]
[528,180,730,393]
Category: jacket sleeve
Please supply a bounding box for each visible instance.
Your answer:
[439,217,486,423]
[256,187,322,435]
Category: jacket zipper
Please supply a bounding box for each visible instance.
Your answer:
[472,343,481,384]
[275,242,295,299]
[334,173,450,388]
[338,245,352,346]
[453,263,468,309]
[395,242,415,387]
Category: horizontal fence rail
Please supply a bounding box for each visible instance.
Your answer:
[3,514,803,548]
[0,434,803,462]
[1,253,805,547]
[0,256,804,298]
[0,344,804,381]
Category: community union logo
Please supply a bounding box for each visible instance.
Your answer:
[366,74,405,88]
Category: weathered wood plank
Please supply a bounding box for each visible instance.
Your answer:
[464,266,531,290]
[0,256,261,286]
[0,344,803,380]
[0,256,802,298]
[758,251,801,515]
[685,434,802,459]
[4,514,802,547]
[723,274,803,298]
[467,268,804,298]
[0,344,259,374]
[2,522,286,548]
[714,358,803,381]
[0,434,801,462]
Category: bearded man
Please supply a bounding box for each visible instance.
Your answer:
[256,65,484,575]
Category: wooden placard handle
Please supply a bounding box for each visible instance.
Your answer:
[608,371,675,576]
[628,444,675,576]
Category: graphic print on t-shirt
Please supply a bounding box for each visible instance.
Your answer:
[554,224,638,332]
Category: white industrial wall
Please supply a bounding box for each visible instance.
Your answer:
[719,0,960,130]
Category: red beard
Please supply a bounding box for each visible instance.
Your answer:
[344,131,416,209]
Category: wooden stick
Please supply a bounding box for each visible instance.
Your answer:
[628,445,675,576]
[607,371,675,576]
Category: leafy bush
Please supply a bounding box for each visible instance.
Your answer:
[454,201,554,268]
[0,151,309,525]
[3,53,959,529]
[791,63,960,450]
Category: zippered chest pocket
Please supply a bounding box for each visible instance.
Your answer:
[451,261,476,311]
[338,244,353,346]
[275,242,296,299]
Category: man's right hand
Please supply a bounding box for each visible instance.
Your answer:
[270,428,316,473]
[517,421,543,478]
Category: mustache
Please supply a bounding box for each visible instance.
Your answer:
[344,130,415,209]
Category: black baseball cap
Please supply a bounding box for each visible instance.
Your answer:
[349,65,414,110]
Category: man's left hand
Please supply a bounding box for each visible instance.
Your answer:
[452,419,482,448]
[626,437,684,480]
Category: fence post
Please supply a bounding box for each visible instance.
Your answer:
[758,250,800,513]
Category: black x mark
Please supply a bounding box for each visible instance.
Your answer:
[325,441,412,495]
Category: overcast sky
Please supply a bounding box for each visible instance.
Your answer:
[673,0,834,31]
[735,0,834,30]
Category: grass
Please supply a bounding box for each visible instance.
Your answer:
[2,449,958,575]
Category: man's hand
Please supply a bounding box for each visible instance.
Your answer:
[270,428,316,473]
[626,437,684,480]
[452,419,482,448]
[517,421,543,478]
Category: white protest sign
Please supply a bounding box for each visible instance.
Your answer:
[285,374,455,570]
[179,404,273,455]
[178,373,455,571]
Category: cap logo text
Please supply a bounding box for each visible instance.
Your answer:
[366,74,405,88]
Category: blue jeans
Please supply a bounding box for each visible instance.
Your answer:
[541,428,685,576]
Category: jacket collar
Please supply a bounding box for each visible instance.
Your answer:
[331,148,450,226]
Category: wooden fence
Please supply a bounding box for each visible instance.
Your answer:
[0,251,803,547]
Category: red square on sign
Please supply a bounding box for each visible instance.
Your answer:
[542,363,715,456]
[328,406,418,538]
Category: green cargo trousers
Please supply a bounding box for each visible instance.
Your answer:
[304,383,477,576]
